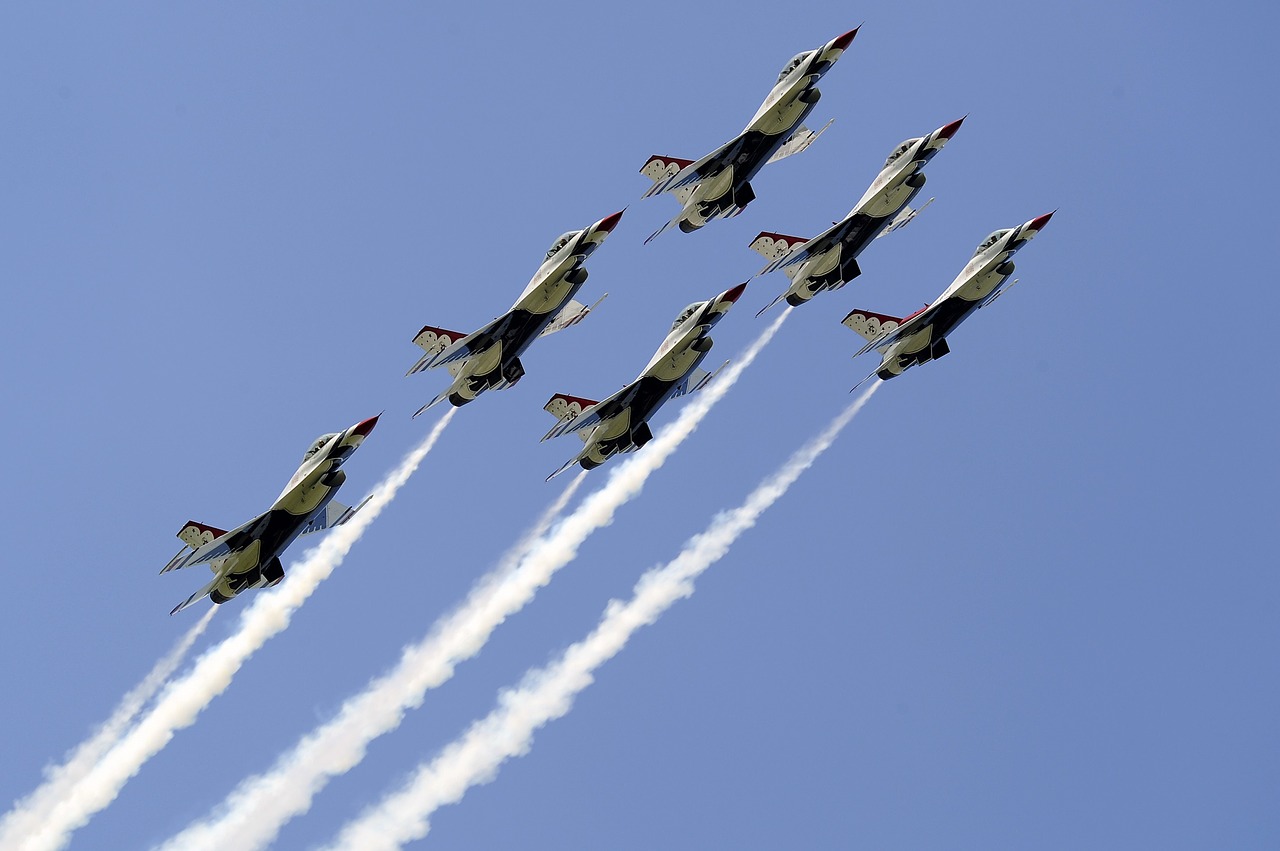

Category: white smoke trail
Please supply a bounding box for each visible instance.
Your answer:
[16,409,455,851]
[152,311,787,851]
[0,608,215,847]
[153,473,585,851]
[324,381,881,851]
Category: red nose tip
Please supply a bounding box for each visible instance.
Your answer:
[351,414,380,437]
[597,210,625,233]
[937,116,966,139]
[831,26,859,51]
[1029,211,1055,232]
[723,282,748,303]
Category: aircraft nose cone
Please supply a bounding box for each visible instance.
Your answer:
[831,26,859,51]
[351,414,381,438]
[1029,211,1055,232]
[597,210,625,233]
[723,282,748,303]
[937,116,966,139]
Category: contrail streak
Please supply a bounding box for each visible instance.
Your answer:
[153,312,788,851]
[153,473,585,851]
[0,608,215,848]
[17,409,455,851]
[324,381,881,851]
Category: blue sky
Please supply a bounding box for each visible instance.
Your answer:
[2,2,1277,848]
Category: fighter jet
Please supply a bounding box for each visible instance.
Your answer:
[843,213,1053,386]
[406,210,623,416]
[639,27,858,242]
[161,415,379,615]
[541,283,746,479]
[749,117,965,316]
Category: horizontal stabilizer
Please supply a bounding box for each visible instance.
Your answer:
[766,118,834,164]
[539,294,608,338]
[170,575,220,616]
[546,455,583,482]
[412,390,453,419]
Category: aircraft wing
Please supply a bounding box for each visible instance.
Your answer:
[749,232,810,278]
[844,305,939,358]
[640,132,745,200]
[161,513,264,574]
[407,313,507,376]
[639,155,697,200]
[540,384,636,442]
[542,391,607,441]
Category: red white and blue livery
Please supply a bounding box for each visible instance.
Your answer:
[407,210,623,415]
[161,415,379,615]
[844,212,1054,385]
[541,283,746,479]
[639,28,858,242]
[749,117,965,316]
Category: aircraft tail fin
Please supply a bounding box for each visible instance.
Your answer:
[542,393,601,442]
[176,520,228,550]
[640,155,696,199]
[161,521,230,575]
[749,232,809,265]
[841,309,903,344]
[407,324,470,375]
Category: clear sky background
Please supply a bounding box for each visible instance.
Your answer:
[2,2,1277,849]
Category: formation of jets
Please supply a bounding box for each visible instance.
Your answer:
[162,26,1052,614]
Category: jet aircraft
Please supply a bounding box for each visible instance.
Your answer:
[639,27,858,242]
[843,213,1053,386]
[161,415,379,615]
[541,283,746,479]
[749,117,965,316]
[407,211,623,415]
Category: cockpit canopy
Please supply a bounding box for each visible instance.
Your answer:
[974,229,1012,257]
[302,433,338,464]
[671,301,705,332]
[776,51,814,83]
[545,231,578,261]
[884,138,922,168]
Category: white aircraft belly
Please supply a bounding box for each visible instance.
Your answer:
[215,539,262,585]
[692,167,734,207]
[799,244,841,280]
